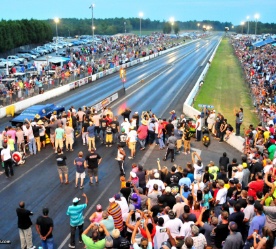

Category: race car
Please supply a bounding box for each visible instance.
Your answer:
[10,104,65,126]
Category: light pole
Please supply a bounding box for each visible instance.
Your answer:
[54,18,59,54]
[124,22,126,34]
[254,13,260,35]
[89,3,95,46]
[246,16,250,34]
[170,17,174,34]
[241,21,245,34]
[139,12,143,37]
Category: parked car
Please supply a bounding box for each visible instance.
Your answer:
[10,104,65,126]
[29,50,41,57]
[0,58,14,67]
[15,53,32,61]
[7,55,24,64]
[34,47,49,55]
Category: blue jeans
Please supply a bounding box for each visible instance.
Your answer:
[139,139,146,149]
[158,135,165,149]
[29,138,37,154]
[41,237,54,249]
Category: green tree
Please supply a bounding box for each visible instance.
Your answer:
[163,22,171,34]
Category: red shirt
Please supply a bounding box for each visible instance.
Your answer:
[248,180,264,199]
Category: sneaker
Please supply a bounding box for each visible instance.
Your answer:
[54,151,57,153]
[68,244,75,248]
[80,185,84,189]
[109,145,112,147]
[79,241,83,244]
[64,181,69,184]
[83,143,86,145]
[75,185,78,188]
[96,181,99,184]
[89,182,93,185]
[188,151,190,154]
[171,159,175,162]
[128,156,133,159]
[163,158,166,161]
[106,145,108,147]
[29,246,36,249]
[184,152,187,155]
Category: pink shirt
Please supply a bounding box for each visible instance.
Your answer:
[7,130,16,141]
[137,125,148,140]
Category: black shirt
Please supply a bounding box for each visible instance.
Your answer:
[110,121,119,133]
[165,123,174,136]
[227,186,236,198]
[85,152,101,169]
[229,211,244,232]
[118,133,128,145]
[161,193,176,209]
[32,125,40,137]
[82,121,89,132]
[251,162,263,175]
[214,223,229,248]
[36,216,54,239]
[151,204,165,217]
[56,154,67,166]
[100,119,107,130]
[120,187,131,201]
[228,163,238,179]
[136,170,146,187]
[16,208,33,229]
[219,156,230,168]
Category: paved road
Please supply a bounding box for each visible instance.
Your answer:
[0,34,242,249]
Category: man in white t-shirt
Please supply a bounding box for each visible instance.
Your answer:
[195,115,202,141]
[214,180,227,217]
[114,194,129,216]
[1,143,14,178]
[179,213,194,239]
[164,211,182,239]
[191,152,203,179]
[146,173,165,193]
[127,126,137,159]
[154,217,169,249]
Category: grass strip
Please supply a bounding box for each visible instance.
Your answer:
[193,37,259,135]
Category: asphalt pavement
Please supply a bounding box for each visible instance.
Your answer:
[0,34,242,249]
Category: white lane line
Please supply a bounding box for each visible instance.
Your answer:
[0,153,53,194]
[57,178,116,249]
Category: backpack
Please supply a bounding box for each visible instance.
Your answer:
[119,237,131,249]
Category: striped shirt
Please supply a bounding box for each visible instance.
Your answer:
[108,203,123,231]
[66,204,87,226]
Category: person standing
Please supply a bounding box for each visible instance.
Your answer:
[87,121,96,151]
[67,193,88,248]
[24,120,37,155]
[74,151,86,189]
[118,128,128,147]
[235,108,243,136]
[16,201,36,249]
[163,132,177,162]
[137,120,148,150]
[56,148,69,184]
[127,126,137,159]
[110,116,120,144]
[35,207,54,249]
[116,143,126,176]
[1,142,14,178]
[54,123,65,154]
[65,121,74,151]
[195,115,202,142]
[85,148,102,185]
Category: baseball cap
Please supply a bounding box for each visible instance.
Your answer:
[114,194,121,200]
[109,197,115,203]
[131,193,138,201]
[72,197,80,203]
[165,186,171,193]
[160,241,171,249]
[154,172,160,179]
[168,210,175,219]
[121,128,125,132]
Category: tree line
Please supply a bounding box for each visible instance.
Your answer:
[0,17,276,53]
[0,19,52,53]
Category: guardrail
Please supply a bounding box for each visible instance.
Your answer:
[0,40,198,119]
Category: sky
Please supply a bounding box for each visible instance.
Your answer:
[2,0,275,25]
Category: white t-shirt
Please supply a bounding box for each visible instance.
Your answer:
[116,197,129,215]
[154,226,169,249]
[180,221,194,238]
[196,118,202,131]
[127,130,137,143]
[263,164,273,174]
[234,171,244,184]
[165,218,182,238]
[146,179,165,193]
[1,147,11,161]
[193,163,204,179]
[216,188,227,204]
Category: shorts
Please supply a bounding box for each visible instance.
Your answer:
[176,139,182,149]
[57,166,68,175]
[50,134,55,143]
[76,172,86,179]
[128,142,136,150]
[40,135,46,142]
[88,168,98,177]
